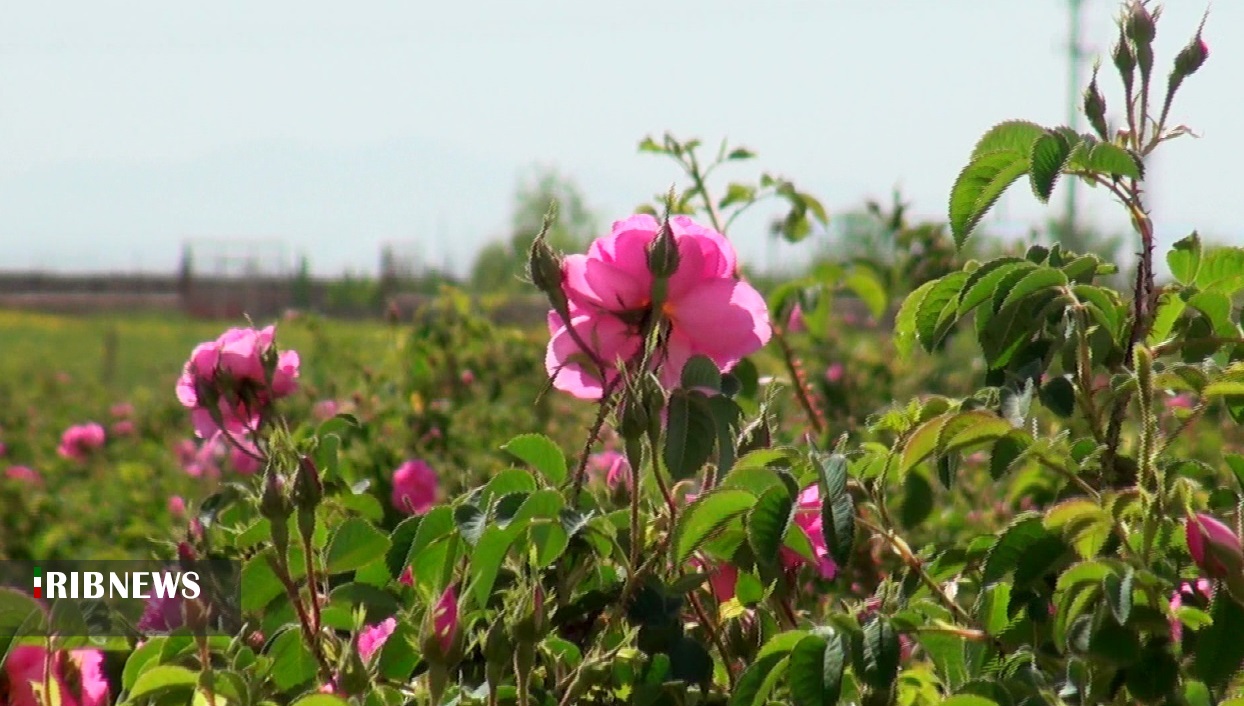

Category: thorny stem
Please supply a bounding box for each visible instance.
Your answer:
[1072,304,1107,444]
[265,554,333,680]
[857,516,978,631]
[774,322,828,436]
[689,592,738,689]
[569,376,622,503]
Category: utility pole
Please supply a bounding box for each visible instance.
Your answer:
[1064,0,1086,244]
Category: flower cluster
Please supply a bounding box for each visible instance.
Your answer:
[545,215,771,399]
[176,326,300,438]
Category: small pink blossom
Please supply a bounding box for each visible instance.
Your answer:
[110,402,135,419]
[57,423,106,461]
[5,465,42,485]
[587,450,631,489]
[110,420,136,437]
[312,399,340,421]
[168,496,186,517]
[460,369,476,385]
[1186,512,1244,579]
[175,325,300,438]
[391,459,438,515]
[398,566,415,586]
[1166,393,1196,411]
[781,485,838,580]
[786,304,807,334]
[358,617,397,662]
[547,214,771,399]
[1169,578,1212,643]
[825,362,845,384]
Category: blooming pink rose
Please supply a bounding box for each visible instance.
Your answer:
[358,617,397,662]
[137,590,185,633]
[57,423,106,461]
[587,450,631,489]
[432,585,459,654]
[1169,578,1212,643]
[547,215,771,398]
[5,465,42,485]
[2,645,110,706]
[391,459,438,515]
[175,326,300,438]
[1186,512,1244,579]
[781,485,839,580]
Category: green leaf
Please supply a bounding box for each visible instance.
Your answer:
[1039,376,1077,417]
[940,693,1000,706]
[502,434,567,485]
[291,696,351,706]
[845,270,888,319]
[128,665,199,700]
[664,390,718,480]
[469,525,519,607]
[983,515,1065,585]
[990,432,1030,480]
[729,650,790,706]
[916,272,971,351]
[268,628,318,690]
[681,354,723,392]
[901,413,951,477]
[1188,290,1237,336]
[1194,592,1244,688]
[708,396,742,475]
[1029,131,1072,202]
[1195,247,1244,294]
[998,267,1067,311]
[970,120,1046,158]
[950,152,1030,247]
[121,637,166,692]
[1147,291,1186,344]
[672,489,757,564]
[749,485,794,566]
[1103,568,1134,624]
[958,259,1032,316]
[896,280,938,358]
[900,469,934,529]
[821,488,855,568]
[788,632,846,706]
[1084,142,1143,179]
[939,410,1013,455]
[1169,232,1203,285]
[860,616,901,690]
[326,518,391,575]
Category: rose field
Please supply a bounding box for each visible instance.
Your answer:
[6,4,1244,705]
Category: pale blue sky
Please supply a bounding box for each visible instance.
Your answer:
[1,1,1238,276]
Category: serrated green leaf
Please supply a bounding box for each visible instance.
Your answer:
[749,485,794,565]
[1039,376,1077,417]
[1029,131,1072,201]
[983,515,1065,585]
[664,390,718,480]
[788,632,846,706]
[673,489,757,564]
[681,354,723,392]
[950,152,1030,247]
[501,434,567,485]
[1104,568,1134,624]
[1195,247,1244,294]
[896,280,938,358]
[990,432,1030,480]
[1168,232,1203,285]
[845,270,888,319]
[129,665,199,700]
[860,616,901,690]
[998,267,1068,311]
[1085,142,1143,179]
[1147,290,1186,345]
[1194,592,1244,688]
[916,272,970,352]
[970,120,1047,158]
[327,518,391,575]
[958,259,1032,316]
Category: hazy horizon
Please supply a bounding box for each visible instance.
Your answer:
[2,1,1239,278]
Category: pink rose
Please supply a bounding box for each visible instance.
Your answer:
[57,423,106,461]
[168,496,186,517]
[786,303,807,334]
[391,460,438,515]
[2,645,110,706]
[175,326,300,438]
[825,362,845,384]
[358,617,397,662]
[111,420,136,437]
[780,485,839,580]
[110,402,135,419]
[547,215,771,398]
[587,450,631,489]
[312,399,340,421]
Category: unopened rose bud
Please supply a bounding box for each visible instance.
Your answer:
[293,455,323,512]
[177,541,197,564]
[528,235,567,311]
[1084,72,1109,139]
[259,470,291,523]
[1172,32,1209,81]
[422,585,460,664]
[646,220,680,280]
[1186,512,1244,579]
[1113,34,1136,89]
[1125,2,1156,46]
